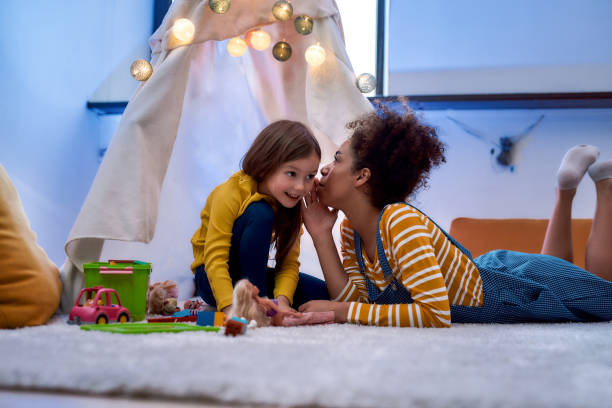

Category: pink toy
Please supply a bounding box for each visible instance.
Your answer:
[68,286,131,325]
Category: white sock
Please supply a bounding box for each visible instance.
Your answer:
[556,145,600,189]
[588,159,612,182]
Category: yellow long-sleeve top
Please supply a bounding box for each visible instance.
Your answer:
[335,203,483,327]
[190,171,300,311]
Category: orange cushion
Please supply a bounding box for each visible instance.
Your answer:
[0,165,62,328]
[449,217,592,269]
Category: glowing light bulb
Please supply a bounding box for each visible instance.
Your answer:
[272,0,293,21]
[356,73,376,93]
[245,29,271,51]
[130,59,153,81]
[227,37,247,57]
[171,18,195,44]
[294,15,314,35]
[209,0,230,14]
[305,43,326,67]
[272,41,292,62]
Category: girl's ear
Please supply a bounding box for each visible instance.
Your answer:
[354,168,371,187]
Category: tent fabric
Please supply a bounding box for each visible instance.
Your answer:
[59,0,373,311]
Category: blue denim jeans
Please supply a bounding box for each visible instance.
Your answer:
[194,200,329,308]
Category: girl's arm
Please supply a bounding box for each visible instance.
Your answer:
[200,183,244,312]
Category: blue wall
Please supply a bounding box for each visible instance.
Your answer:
[0,0,611,273]
[0,1,153,266]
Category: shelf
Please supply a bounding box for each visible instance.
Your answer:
[371,92,612,110]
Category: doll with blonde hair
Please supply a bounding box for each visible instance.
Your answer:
[228,279,334,327]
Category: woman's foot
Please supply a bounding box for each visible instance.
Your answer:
[556,145,600,189]
[588,159,612,183]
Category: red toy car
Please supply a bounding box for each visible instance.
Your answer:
[68,286,131,325]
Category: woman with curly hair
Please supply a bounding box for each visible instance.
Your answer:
[298,107,612,327]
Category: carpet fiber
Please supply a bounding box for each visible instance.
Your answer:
[1,316,611,407]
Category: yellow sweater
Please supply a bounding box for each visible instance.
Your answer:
[336,203,483,327]
[191,171,300,311]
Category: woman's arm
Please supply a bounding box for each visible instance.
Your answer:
[301,182,348,299]
[344,205,452,327]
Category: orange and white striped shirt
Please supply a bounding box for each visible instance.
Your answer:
[336,203,483,327]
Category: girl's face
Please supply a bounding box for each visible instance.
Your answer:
[259,152,320,208]
[317,141,355,208]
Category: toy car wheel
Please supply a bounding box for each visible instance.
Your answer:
[118,313,129,323]
[96,314,109,325]
[74,317,82,325]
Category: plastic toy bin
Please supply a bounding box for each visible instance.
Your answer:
[83,260,151,321]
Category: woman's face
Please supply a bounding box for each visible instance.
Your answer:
[317,140,355,208]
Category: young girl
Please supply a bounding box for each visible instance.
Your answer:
[191,120,330,314]
[299,107,612,327]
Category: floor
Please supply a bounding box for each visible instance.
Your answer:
[0,390,257,408]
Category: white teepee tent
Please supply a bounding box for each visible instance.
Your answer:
[59,0,373,311]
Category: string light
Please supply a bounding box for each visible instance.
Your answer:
[130,59,153,81]
[245,29,271,51]
[227,37,247,56]
[356,73,376,93]
[294,15,314,35]
[209,0,230,14]
[272,41,292,61]
[305,43,326,67]
[272,0,293,21]
[171,18,195,45]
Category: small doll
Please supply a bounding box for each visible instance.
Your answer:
[227,279,334,327]
[183,299,205,311]
[147,280,180,315]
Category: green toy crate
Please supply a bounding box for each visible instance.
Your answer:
[83,260,151,321]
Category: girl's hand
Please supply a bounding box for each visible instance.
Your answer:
[302,179,338,239]
[298,300,349,323]
[276,296,300,315]
[270,296,301,326]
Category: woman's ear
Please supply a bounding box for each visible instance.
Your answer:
[355,168,371,187]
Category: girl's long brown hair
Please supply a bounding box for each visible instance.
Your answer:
[242,120,321,274]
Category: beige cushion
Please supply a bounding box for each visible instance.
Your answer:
[0,164,62,328]
[449,217,592,269]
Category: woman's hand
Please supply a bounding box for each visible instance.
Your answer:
[302,179,338,239]
[298,300,349,323]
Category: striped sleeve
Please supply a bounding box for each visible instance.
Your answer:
[346,205,451,328]
[334,219,369,303]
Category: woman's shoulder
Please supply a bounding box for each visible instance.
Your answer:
[380,203,427,229]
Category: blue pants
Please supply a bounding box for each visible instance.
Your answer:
[194,200,329,309]
[451,250,612,323]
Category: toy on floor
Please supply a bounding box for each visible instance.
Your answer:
[196,310,226,327]
[224,316,248,336]
[228,279,335,327]
[81,322,220,334]
[147,280,180,315]
[68,286,131,325]
[146,309,195,323]
[183,299,205,311]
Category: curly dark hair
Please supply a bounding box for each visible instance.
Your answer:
[348,105,446,209]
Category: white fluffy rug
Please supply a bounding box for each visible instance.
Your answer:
[1,315,611,408]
